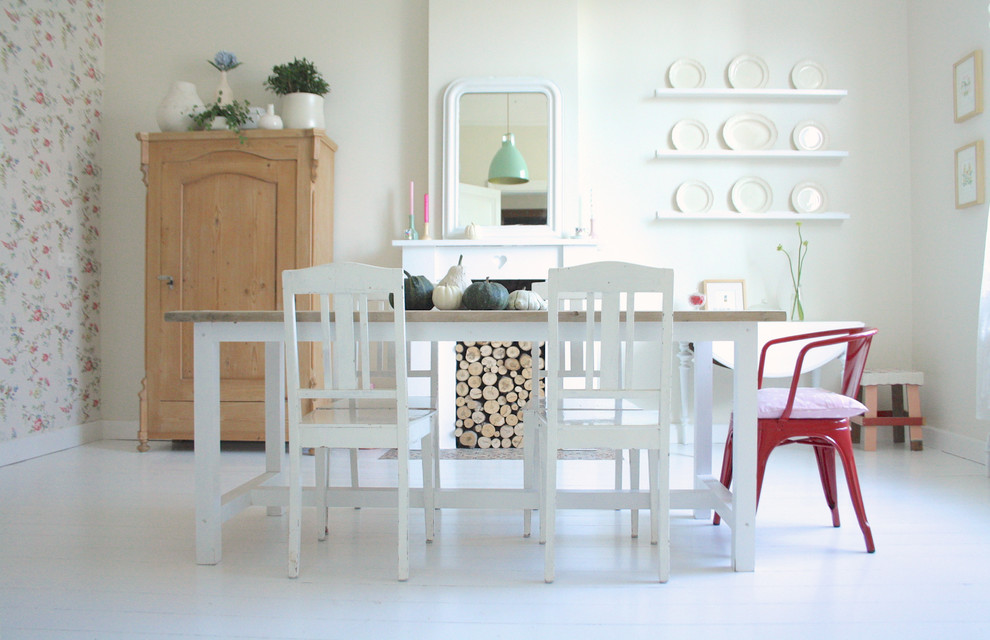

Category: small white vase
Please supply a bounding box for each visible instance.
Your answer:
[156,81,203,132]
[281,92,325,129]
[215,70,233,105]
[257,104,284,130]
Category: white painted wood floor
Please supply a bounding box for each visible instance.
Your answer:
[2,438,989,639]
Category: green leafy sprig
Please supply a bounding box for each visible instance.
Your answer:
[189,97,253,143]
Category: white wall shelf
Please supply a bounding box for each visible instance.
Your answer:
[654,88,847,100]
[655,211,849,221]
[655,149,848,160]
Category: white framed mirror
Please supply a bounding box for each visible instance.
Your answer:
[443,77,562,238]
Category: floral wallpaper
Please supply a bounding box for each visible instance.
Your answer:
[0,0,103,442]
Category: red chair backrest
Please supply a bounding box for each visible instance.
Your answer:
[758,328,879,419]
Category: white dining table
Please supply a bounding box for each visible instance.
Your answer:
[165,308,785,572]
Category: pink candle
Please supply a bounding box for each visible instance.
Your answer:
[424,193,430,223]
[409,181,414,220]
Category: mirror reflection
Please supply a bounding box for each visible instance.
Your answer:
[458,92,548,227]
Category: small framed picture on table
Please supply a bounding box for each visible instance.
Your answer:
[703,279,746,311]
[954,50,983,123]
[955,140,985,209]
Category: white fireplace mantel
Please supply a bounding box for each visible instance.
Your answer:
[393,238,598,282]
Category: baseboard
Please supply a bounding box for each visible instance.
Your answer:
[101,420,140,441]
[0,422,103,467]
[923,425,988,466]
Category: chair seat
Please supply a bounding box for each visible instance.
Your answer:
[302,406,435,430]
[757,387,868,420]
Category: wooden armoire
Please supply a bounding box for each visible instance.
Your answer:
[137,129,335,446]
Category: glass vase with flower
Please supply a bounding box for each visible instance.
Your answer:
[777,222,809,321]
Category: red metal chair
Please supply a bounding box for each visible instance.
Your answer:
[713,327,879,553]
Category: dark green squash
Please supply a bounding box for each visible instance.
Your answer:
[389,270,435,310]
[461,278,509,310]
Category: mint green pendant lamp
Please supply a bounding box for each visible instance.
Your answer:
[488,94,530,185]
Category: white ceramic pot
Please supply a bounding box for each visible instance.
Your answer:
[156,81,203,132]
[280,92,325,129]
[257,104,284,130]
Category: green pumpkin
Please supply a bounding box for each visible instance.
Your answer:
[390,270,435,310]
[462,278,509,310]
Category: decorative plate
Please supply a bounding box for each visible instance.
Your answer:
[790,182,828,213]
[675,180,715,213]
[722,113,778,150]
[727,54,769,89]
[790,59,828,90]
[670,119,709,150]
[791,120,829,151]
[667,58,706,89]
[730,176,773,213]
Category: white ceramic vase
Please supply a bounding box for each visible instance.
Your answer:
[257,104,284,130]
[215,70,233,105]
[156,81,204,132]
[280,92,325,129]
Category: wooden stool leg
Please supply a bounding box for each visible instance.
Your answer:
[907,384,924,451]
[891,384,906,443]
[861,385,879,451]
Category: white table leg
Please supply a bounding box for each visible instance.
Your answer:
[265,340,285,516]
[194,323,222,565]
[676,341,693,445]
[731,328,758,572]
[692,341,713,520]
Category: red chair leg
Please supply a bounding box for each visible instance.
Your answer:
[813,444,841,527]
[832,431,876,553]
[713,419,733,526]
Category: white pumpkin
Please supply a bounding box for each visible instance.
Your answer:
[465,222,481,239]
[437,255,471,292]
[507,289,547,311]
[432,282,463,310]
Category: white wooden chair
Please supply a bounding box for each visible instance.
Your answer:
[282,262,436,581]
[536,261,675,582]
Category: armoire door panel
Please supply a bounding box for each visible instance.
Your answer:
[159,158,295,403]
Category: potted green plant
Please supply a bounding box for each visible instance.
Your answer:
[189,96,253,142]
[263,57,330,129]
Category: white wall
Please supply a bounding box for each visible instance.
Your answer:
[908,0,990,456]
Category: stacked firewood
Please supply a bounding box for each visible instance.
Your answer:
[453,341,543,448]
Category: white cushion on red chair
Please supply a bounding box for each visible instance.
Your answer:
[757,387,868,420]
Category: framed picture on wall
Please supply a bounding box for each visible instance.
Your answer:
[954,50,983,123]
[703,279,746,311]
[955,140,985,209]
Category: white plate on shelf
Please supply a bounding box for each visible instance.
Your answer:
[670,119,709,150]
[727,54,769,89]
[730,176,773,213]
[675,180,714,213]
[791,120,829,151]
[790,182,828,213]
[790,59,828,90]
[667,58,706,88]
[722,113,778,150]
